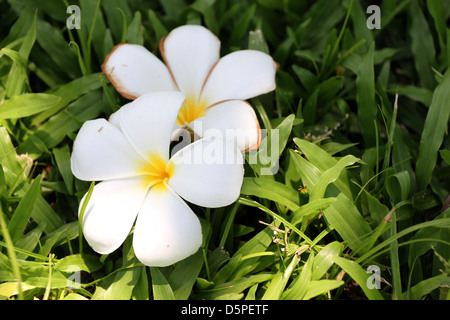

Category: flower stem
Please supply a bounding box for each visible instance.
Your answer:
[43,254,53,300]
[0,206,23,300]
[219,202,240,248]
[202,248,211,281]
[78,181,95,255]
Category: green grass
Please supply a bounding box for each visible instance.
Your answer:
[0,0,449,300]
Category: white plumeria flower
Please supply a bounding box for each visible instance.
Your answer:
[71,91,244,267]
[102,25,278,151]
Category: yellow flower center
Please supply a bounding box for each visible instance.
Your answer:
[138,155,174,191]
[176,96,207,126]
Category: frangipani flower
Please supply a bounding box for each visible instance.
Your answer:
[102,25,277,151]
[71,91,244,267]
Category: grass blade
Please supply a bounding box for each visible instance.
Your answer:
[282,253,314,300]
[263,253,301,300]
[409,0,437,89]
[311,241,344,280]
[331,255,384,300]
[407,273,450,300]
[240,177,300,211]
[415,68,450,188]
[5,9,36,98]
[390,212,402,299]
[356,42,378,148]
[0,206,23,299]
[8,175,41,242]
[322,193,372,254]
[53,145,74,195]
[309,155,359,201]
[0,93,61,119]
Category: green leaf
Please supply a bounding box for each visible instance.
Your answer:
[240,177,300,211]
[416,68,450,188]
[249,114,295,176]
[290,198,337,226]
[263,254,300,300]
[55,254,103,273]
[8,175,41,242]
[311,241,344,280]
[349,0,373,52]
[0,94,61,119]
[392,85,433,106]
[80,0,106,70]
[13,181,64,235]
[132,267,149,300]
[0,6,34,48]
[150,267,175,300]
[407,273,450,300]
[93,237,142,300]
[0,126,22,177]
[322,193,372,254]
[386,171,411,203]
[35,19,80,80]
[214,221,279,284]
[39,222,78,256]
[288,149,322,192]
[282,253,314,300]
[212,253,243,285]
[293,138,354,200]
[355,42,379,148]
[357,217,450,265]
[22,269,68,289]
[31,73,102,126]
[14,223,46,260]
[148,9,168,45]
[53,145,74,195]
[303,280,344,300]
[389,212,403,299]
[427,0,447,52]
[440,149,450,165]
[409,0,437,89]
[331,256,384,300]
[127,11,143,45]
[168,250,204,300]
[248,29,270,54]
[101,0,132,43]
[5,9,37,98]
[1,48,27,74]
[309,155,359,201]
[229,3,256,45]
[321,141,359,156]
[0,206,23,299]
[0,282,36,299]
[292,66,318,92]
[190,0,219,35]
[19,90,104,159]
[194,273,273,300]
[63,293,89,300]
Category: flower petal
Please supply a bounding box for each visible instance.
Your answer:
[118,91,186,162]
[168,137,244,208]
[80,177,147,254]
[132,184,202,267]
[71,119,143,181]
[161,25,220,100]
[189,100,261,151]
[200,50,277,106]
[102,44,176,100]
[107,109,122,128]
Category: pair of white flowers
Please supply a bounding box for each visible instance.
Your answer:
[71,25,277,267]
